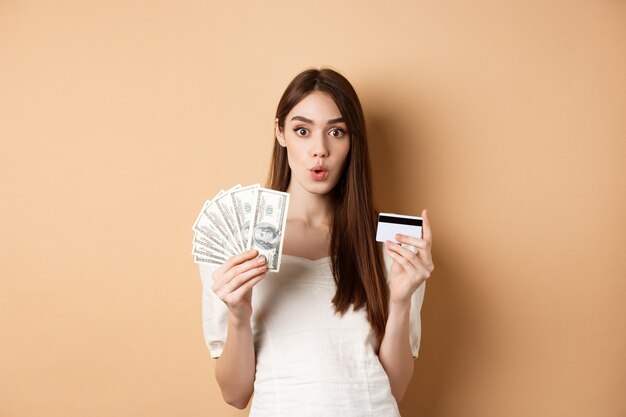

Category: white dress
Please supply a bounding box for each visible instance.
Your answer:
[199,254,426,417]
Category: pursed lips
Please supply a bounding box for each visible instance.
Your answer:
[310,164,328,173]
[309,164,330,181]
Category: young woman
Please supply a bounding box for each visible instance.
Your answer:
[200,68,434,416]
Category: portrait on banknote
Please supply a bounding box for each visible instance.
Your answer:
[252,223,280,250]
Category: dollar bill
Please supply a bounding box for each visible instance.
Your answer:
[246,188,290,272]
[201,193,242,255]
[192,184,290,271]
[192,198,238,256]
[192,233,232,259]
[214,189,245,253]
[192,245,227,262]
[194,254,225,265]
[231,184,260,250]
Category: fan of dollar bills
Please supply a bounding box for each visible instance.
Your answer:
[192,184,290,272]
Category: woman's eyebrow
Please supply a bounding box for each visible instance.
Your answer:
[290,116,345,124]
[290,116,313,123]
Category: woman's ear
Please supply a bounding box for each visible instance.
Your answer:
[275,118,287,147]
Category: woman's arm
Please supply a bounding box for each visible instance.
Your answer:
[379,209,434,403]
[211,250,268,409]
[215,314,256,409]
[378,300,414,402]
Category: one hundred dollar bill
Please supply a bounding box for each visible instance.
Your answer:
[194,254,226,265]
[192,233,232,260]
[214,189,245,253]
[247,188,290,272]
[201,193,242,255]
[231,184,260,251]
[192,245,227,263]
[192,198,238,256]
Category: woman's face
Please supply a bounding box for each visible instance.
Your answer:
[275,91,351,196]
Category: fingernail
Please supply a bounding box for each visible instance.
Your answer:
[258,254,266,263]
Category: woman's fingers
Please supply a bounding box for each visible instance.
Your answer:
[421,208,432,243]
[395,235,433,266]
[212,249,267,303]
[394,234,428,250]
[394,209,433,268]
[385,240,426,272]
[221,260,267,295]
[227,272,266,304]
[384,247,424,277]
[214,250,260,286]
[220,249,259,274]
[225,254,266,282]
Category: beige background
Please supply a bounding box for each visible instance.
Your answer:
[1,1,625,416]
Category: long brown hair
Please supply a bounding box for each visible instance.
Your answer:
[266,68,389,342]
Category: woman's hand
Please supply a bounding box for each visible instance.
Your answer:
[384,209,434,305]
[211,249,267,323]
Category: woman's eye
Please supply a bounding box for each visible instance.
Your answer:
[329,128,345,138]
[294,128,308,136]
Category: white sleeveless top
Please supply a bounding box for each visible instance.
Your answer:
[199,254,425,417]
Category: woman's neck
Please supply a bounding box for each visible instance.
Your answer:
[286,182,332,228]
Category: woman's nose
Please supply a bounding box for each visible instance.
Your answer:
[312,134,329,158]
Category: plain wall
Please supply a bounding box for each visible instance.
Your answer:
[1,1,625,416]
